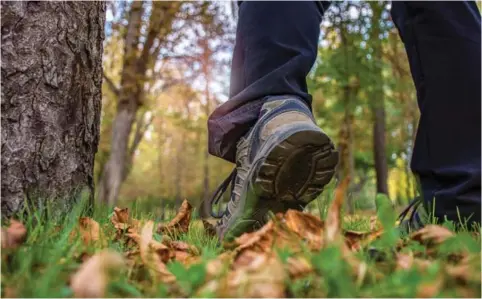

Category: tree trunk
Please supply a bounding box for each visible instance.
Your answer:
[373,106,389,195]
[337,86,356,214]
[370,1,389,196]
[97,1,143,205]
[202,63,211,202]
[1,1,105,217]
[174,132,185,208]
[98,1,181,205]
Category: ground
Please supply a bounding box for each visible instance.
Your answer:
[1,192,480,298]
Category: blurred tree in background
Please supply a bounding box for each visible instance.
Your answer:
[97,1,419,214]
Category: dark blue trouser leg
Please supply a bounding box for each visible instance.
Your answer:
[207,1,330,162]
[391,2,481,226]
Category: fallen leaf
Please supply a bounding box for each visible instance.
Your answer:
[228,253,286,297]
[230,216,296,255]
[325,177,350,243]
[3,286,16,298]
[284,209,324,250]
[410,225,454,246]
[324,177,378,283]
[78,217,105,246]
[233,249,268,270]
[112,207,130,224]
[157,199,192,234]
[231,220,276,252]
[124,249,140,259]
[395,252,415,270]
[369,215,380,230]
[416,274,444,298]
[1,220,27,249]
[205,252,233,279]
[70,250,125,298]
[395,252,432,272]
[206,253,286,298]
[286,255,313,279]
[344,229,383,251]
[167,240,199,255]
[111,207,140,239]
[445,254,481,284]
[139,221,175,282]
[164,240,200,263]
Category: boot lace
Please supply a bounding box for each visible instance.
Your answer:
[208,168,237,218]
[398,196,423,226]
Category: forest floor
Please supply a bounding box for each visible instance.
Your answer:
[1,190,480,298]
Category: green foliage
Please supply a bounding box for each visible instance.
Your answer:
[168,262,207,295]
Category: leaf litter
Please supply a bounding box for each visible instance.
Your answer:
[1,194,480,297]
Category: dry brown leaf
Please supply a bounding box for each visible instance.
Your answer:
[395,252,432,272]
[344,229,383,251]
[157,199,192,234]
[284,209,324,250]
[445,254,481,284]
[395,252,415,270]
[1,220,27,249]
[165,240,199,263]
[3,286,16,298]
[205,252,233,279]
[112,207,129,224]
[150,239,171,263]
[168,240,199,255]
[228,253,286,297]
[124,249,140,259]
[416,274,444,298]
[206,253,286,298]
[286,255,313,279]
[233,249,269,270]
[410,225,455,246]
[111,207,140,235]
[325,177,350,243]
[78,217,105,246]
[231,220,276,252]
[369,215,380,230]
[70,250,125,298]
[139,221,176,282]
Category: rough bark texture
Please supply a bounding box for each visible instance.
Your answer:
[1,1,105,217]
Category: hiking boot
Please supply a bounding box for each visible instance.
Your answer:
[207,96,339,241]
[398,197,429,235]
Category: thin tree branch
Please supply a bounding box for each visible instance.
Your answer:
[128,113,155,157]
[102,71,120,97]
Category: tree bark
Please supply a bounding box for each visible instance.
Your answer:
[337,86,356,214]
[201,41,212,203]
[369,1,389,196]
[1,1,105,217]
[373,105,389,195]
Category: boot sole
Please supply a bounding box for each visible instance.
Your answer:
[254,129,338,204]
[221,129,338,241]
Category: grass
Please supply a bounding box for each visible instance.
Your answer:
[1,194,480,298]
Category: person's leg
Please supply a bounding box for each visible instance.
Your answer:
[208,1,331,162]
[206,1,337,241]
[391,1,481,227]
